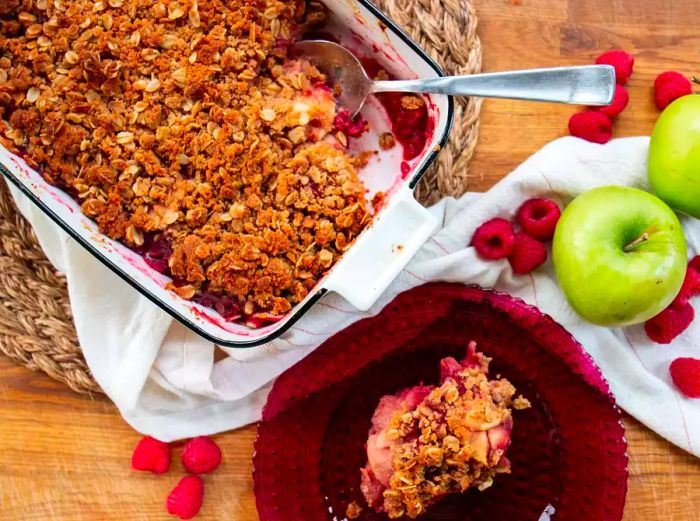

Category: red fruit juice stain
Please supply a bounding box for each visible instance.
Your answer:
[191,307,228,327]
[400,162,411,178]
[245,317,265,329]
[47,187,76,214]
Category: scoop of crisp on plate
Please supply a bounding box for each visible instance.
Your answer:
[360,341,531,519]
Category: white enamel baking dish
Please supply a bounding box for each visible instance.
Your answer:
[0,0,454,347]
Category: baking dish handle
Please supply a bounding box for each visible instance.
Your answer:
[324,186,438,311]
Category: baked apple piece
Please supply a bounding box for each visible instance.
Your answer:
[360,342,530,518]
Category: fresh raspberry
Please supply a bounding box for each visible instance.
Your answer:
[131,436,171,474]
[182,436,222,474]
[470,218,516,260]
[684,266,700,294]
[595,50,634,85]
[644,302,695,344]
[595,84,629,118]
[568,111,613,144]
[654,71,688,91]
[166,475,204,520]
[672,268,700,307]
[670,358,700,398]
[516,198,561,241]
[508,232,548,274]
[690,255,700,272]
[654,71,692,110]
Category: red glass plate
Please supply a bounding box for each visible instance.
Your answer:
[254,283,628,521]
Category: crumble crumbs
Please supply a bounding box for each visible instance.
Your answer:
[0,0,373,322]
[345,501,362,519]
[378,131,395,150]
[400,94,424,110]
[513,394,531,410]
[374,68,390,81]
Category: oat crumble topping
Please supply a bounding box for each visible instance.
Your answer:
[0,0,373,322]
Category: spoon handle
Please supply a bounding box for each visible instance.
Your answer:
[371,65,616,106]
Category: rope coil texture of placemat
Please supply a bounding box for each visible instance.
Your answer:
[0,0,482,394]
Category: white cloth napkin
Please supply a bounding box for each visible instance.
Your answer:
[9,136,700,454]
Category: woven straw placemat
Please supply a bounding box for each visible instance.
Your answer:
[0,0,481,394]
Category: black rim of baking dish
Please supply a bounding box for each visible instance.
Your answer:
[0,0,455,348]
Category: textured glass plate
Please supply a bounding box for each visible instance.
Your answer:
[254,283,628,521]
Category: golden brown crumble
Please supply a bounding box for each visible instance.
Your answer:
[400,94,424,110]
[380,348,528,518]
[0,0,372,321]
[378,131,395,150]
[374,68,390,81]
[345,501,362,519]
[513,394,531,410]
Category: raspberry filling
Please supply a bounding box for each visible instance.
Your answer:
[190,290,284,327]
[361,58,432,161]
[324,54,432,161]
[192,292,242,324]
[377,91,431,160]
[213,295,243,322]
[140,236,173,275]
[333,109,369,137]
[136,242,281,327]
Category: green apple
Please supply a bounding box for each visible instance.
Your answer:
[648,94,700,219]
[553,186,686,326]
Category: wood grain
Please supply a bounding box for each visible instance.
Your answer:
[2,0,700,519]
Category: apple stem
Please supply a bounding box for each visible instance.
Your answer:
[692,76,700,86]
[623,232,649,253]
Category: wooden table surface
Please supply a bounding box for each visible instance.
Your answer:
[1,0,700,519]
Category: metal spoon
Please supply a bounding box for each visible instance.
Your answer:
[293,40,616,116]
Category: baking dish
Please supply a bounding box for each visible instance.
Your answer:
[0,0,453,347]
